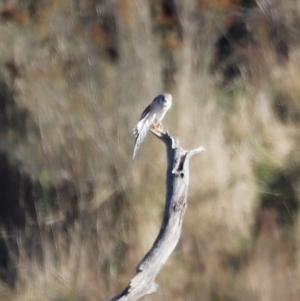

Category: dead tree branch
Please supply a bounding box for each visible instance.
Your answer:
[110,129,205,301]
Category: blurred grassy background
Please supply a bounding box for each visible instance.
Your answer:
[0,0,300,300]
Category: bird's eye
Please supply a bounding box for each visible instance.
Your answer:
[158,96,164,103]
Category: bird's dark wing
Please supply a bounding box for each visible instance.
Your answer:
[140,104,151,120]
[132,106,153,159]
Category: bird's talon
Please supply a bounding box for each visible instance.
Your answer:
[152,122,163,131]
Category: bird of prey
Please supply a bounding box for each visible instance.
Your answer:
[133,93,172,159]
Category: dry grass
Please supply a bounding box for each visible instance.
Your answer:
[0,0,300,300]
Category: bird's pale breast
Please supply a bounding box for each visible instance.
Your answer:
[154,103,171,122]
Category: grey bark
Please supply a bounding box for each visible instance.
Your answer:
[110,129,205,301]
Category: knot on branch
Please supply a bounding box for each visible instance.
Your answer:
[172,196,187,212]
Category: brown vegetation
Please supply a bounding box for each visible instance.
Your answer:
[0,0,300,300]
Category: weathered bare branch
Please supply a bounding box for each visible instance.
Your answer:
[110,129,205,301]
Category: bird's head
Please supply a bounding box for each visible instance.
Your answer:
[155,93,172,108]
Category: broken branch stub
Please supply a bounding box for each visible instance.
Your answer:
[110,129,205,301]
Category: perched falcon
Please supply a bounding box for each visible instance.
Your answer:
[133,93,172,159]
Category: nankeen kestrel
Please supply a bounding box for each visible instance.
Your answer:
[133,93,172,159]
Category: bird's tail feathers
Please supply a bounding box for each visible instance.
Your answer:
[132,139,139,159]
[132,118,151,159]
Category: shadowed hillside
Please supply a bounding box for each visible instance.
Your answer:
[0,0,300,300]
